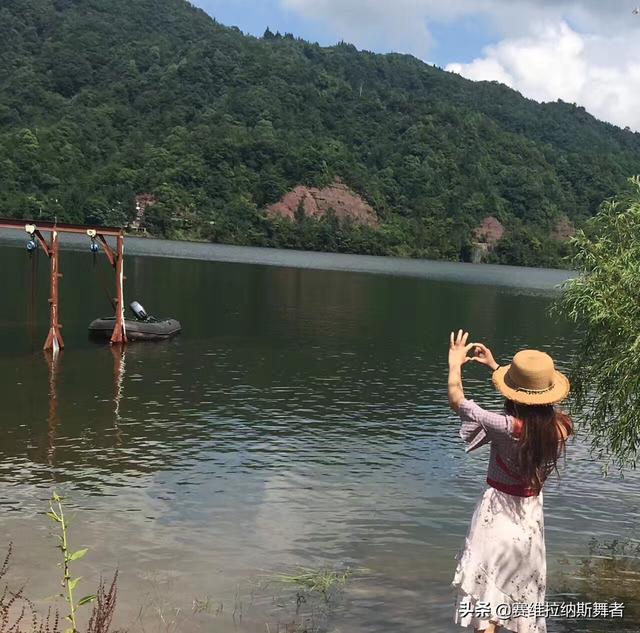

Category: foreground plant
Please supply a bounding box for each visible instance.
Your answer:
[552,536,640,622]
[86,574,118,633]
[554,175,640,469]
[0,494,119,633]
[261,566,355,633]
[0,544,61,633]
[270,568,352,604]
[48,492,95,633]
[47,492,118,633]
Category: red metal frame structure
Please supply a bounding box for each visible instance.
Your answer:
[0,218,128,349]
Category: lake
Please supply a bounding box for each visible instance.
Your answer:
[0,237,638,633]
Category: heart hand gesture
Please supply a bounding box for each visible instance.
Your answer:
[470,342,499,371]
[448,330,474,368]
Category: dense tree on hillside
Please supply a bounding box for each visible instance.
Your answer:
[1,0,640,266]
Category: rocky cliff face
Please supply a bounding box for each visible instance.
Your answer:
[266,180,379,227]
[475,216,505,246]
[471,216,505,263]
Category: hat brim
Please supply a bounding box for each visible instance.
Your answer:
[492,364,570,405]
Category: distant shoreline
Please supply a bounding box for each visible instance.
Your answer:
[0,229,574,291]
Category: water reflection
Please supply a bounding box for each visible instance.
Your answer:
[44,350,60,467]
[111,344,125,446]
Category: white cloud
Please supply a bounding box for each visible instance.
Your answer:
[446,22,640,131]
[282,0,438,58]
[279,0,640,130]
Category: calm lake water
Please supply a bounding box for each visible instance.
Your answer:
[0,239,638,633]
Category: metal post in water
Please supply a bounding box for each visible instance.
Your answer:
[110,232,128,345]
[43,230,64,353]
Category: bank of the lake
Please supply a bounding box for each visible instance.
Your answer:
[0,229,574,291]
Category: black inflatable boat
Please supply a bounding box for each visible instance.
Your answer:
[89,301,181,341]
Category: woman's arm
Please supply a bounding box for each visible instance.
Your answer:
[448,330,474,413]
[448,362,465,413]
[449,335,511,449]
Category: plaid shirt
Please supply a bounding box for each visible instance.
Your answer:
[458,398,540,497]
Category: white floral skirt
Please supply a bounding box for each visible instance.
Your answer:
[452,487,547,633]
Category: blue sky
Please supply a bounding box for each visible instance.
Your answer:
[193,1,324,43]
[192,0,497,67]
[190,1,640,131]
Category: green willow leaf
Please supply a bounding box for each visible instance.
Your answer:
[68,548,88,561]
[68,577,82,591]
[78,594,96,606]
[554,176,640,470]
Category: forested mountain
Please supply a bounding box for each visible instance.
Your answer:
[2,0,640,266]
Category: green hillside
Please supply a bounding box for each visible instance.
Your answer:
[2,0,640,266]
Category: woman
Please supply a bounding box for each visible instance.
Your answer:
[447,330,572,633]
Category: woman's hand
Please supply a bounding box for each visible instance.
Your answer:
[448,330,474,368]
[470,343,499,371]
[448,330,473,412]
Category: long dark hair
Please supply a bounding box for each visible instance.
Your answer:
[505,399,572,492]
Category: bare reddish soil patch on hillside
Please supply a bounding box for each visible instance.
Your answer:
[267,180,378,227]
[474,216,504,246]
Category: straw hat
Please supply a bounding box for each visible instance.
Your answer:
[492,349,570,405]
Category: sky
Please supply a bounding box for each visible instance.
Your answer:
[192,0,640,132]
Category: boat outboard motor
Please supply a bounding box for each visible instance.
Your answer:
[130,301,149,321]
